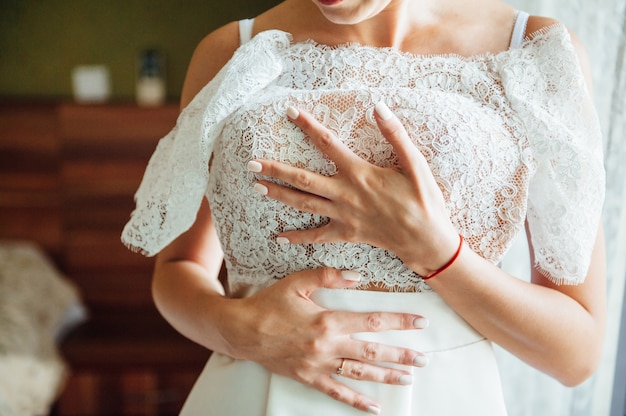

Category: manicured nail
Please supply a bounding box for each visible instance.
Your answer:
[276,237,290,245]
[341,270,361,282]
[413,317,429,329]
[247,160,262,173]
[286,106,299,119]
[253,183,268,195]
[413,354,429,367]
[399,374,413,385]
[366,405,381,415]
[374,101,393,121]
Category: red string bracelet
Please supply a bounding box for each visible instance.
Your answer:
[423,234,464,280]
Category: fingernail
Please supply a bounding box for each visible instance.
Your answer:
[399,374,413,385]
[341,270,361,282]
[276,236,290,245]
[286,106,299,119]
[374,101,393,121]
[247,160,262,173]
[413,354,429,367]
[366,405,381,415]
[253,183,268,195]
[413,317,429,329]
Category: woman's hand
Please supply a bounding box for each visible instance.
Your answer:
[248,102,459,276]
[219,267,429,414]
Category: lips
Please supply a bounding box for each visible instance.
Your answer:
[317,0,342,6]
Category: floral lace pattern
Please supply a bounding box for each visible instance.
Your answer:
[122,26,604,291]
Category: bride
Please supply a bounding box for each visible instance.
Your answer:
[122,0,607,414]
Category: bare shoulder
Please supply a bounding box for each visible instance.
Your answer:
[179,2,296,109]
[180,21,241,109]
[525,15,560,35]
[526,15,586,55]
[527,15,593,90]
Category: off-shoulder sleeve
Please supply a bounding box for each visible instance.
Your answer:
[501,26,605,285]
[121,31,289,256]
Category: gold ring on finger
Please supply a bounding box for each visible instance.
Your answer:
[336,358,347,376]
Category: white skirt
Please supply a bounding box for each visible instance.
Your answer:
[180,289,508,415]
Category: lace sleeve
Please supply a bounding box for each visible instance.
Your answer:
[502,26,605,285]
[121,30,289,256]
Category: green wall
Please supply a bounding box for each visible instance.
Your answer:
[0,0,280,101]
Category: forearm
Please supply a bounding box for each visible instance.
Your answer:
[426,244,606,386]
[152,257,237,356]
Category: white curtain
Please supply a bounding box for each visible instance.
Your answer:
[499,1,626,415]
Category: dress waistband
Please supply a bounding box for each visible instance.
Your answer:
[310,288,485,353]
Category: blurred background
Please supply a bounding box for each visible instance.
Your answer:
[0,0,280,100]
[0,1,280,415]
[0,1,624,415]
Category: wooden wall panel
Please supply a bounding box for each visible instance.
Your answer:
[0,102,62,258]
[57,103,178,273]
[55,103,209,415]
[57,103,177,306]
[0,102,209,415]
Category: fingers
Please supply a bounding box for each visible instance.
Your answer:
[311,357,423,414]
[311,376,382,415]
[283,267,363,295]
[248,102,431,212]
[328,308,429,334]
[254,178,336,220]
[335,358,414,385]
[254,268,430,413]
[281,268,430,368]
[342,337,430,368]
[373,101,429,178]
[287,106,364,171]
[249,158,340,205]
[324,310,430,368]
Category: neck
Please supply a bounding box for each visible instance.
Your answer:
[292,0,461,49]
[263,0,514,57]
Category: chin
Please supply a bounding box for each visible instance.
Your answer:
[313,0,387,25]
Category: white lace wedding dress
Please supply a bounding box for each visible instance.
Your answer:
[121,13,604,416]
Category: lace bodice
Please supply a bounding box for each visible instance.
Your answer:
[122,25,604,292]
